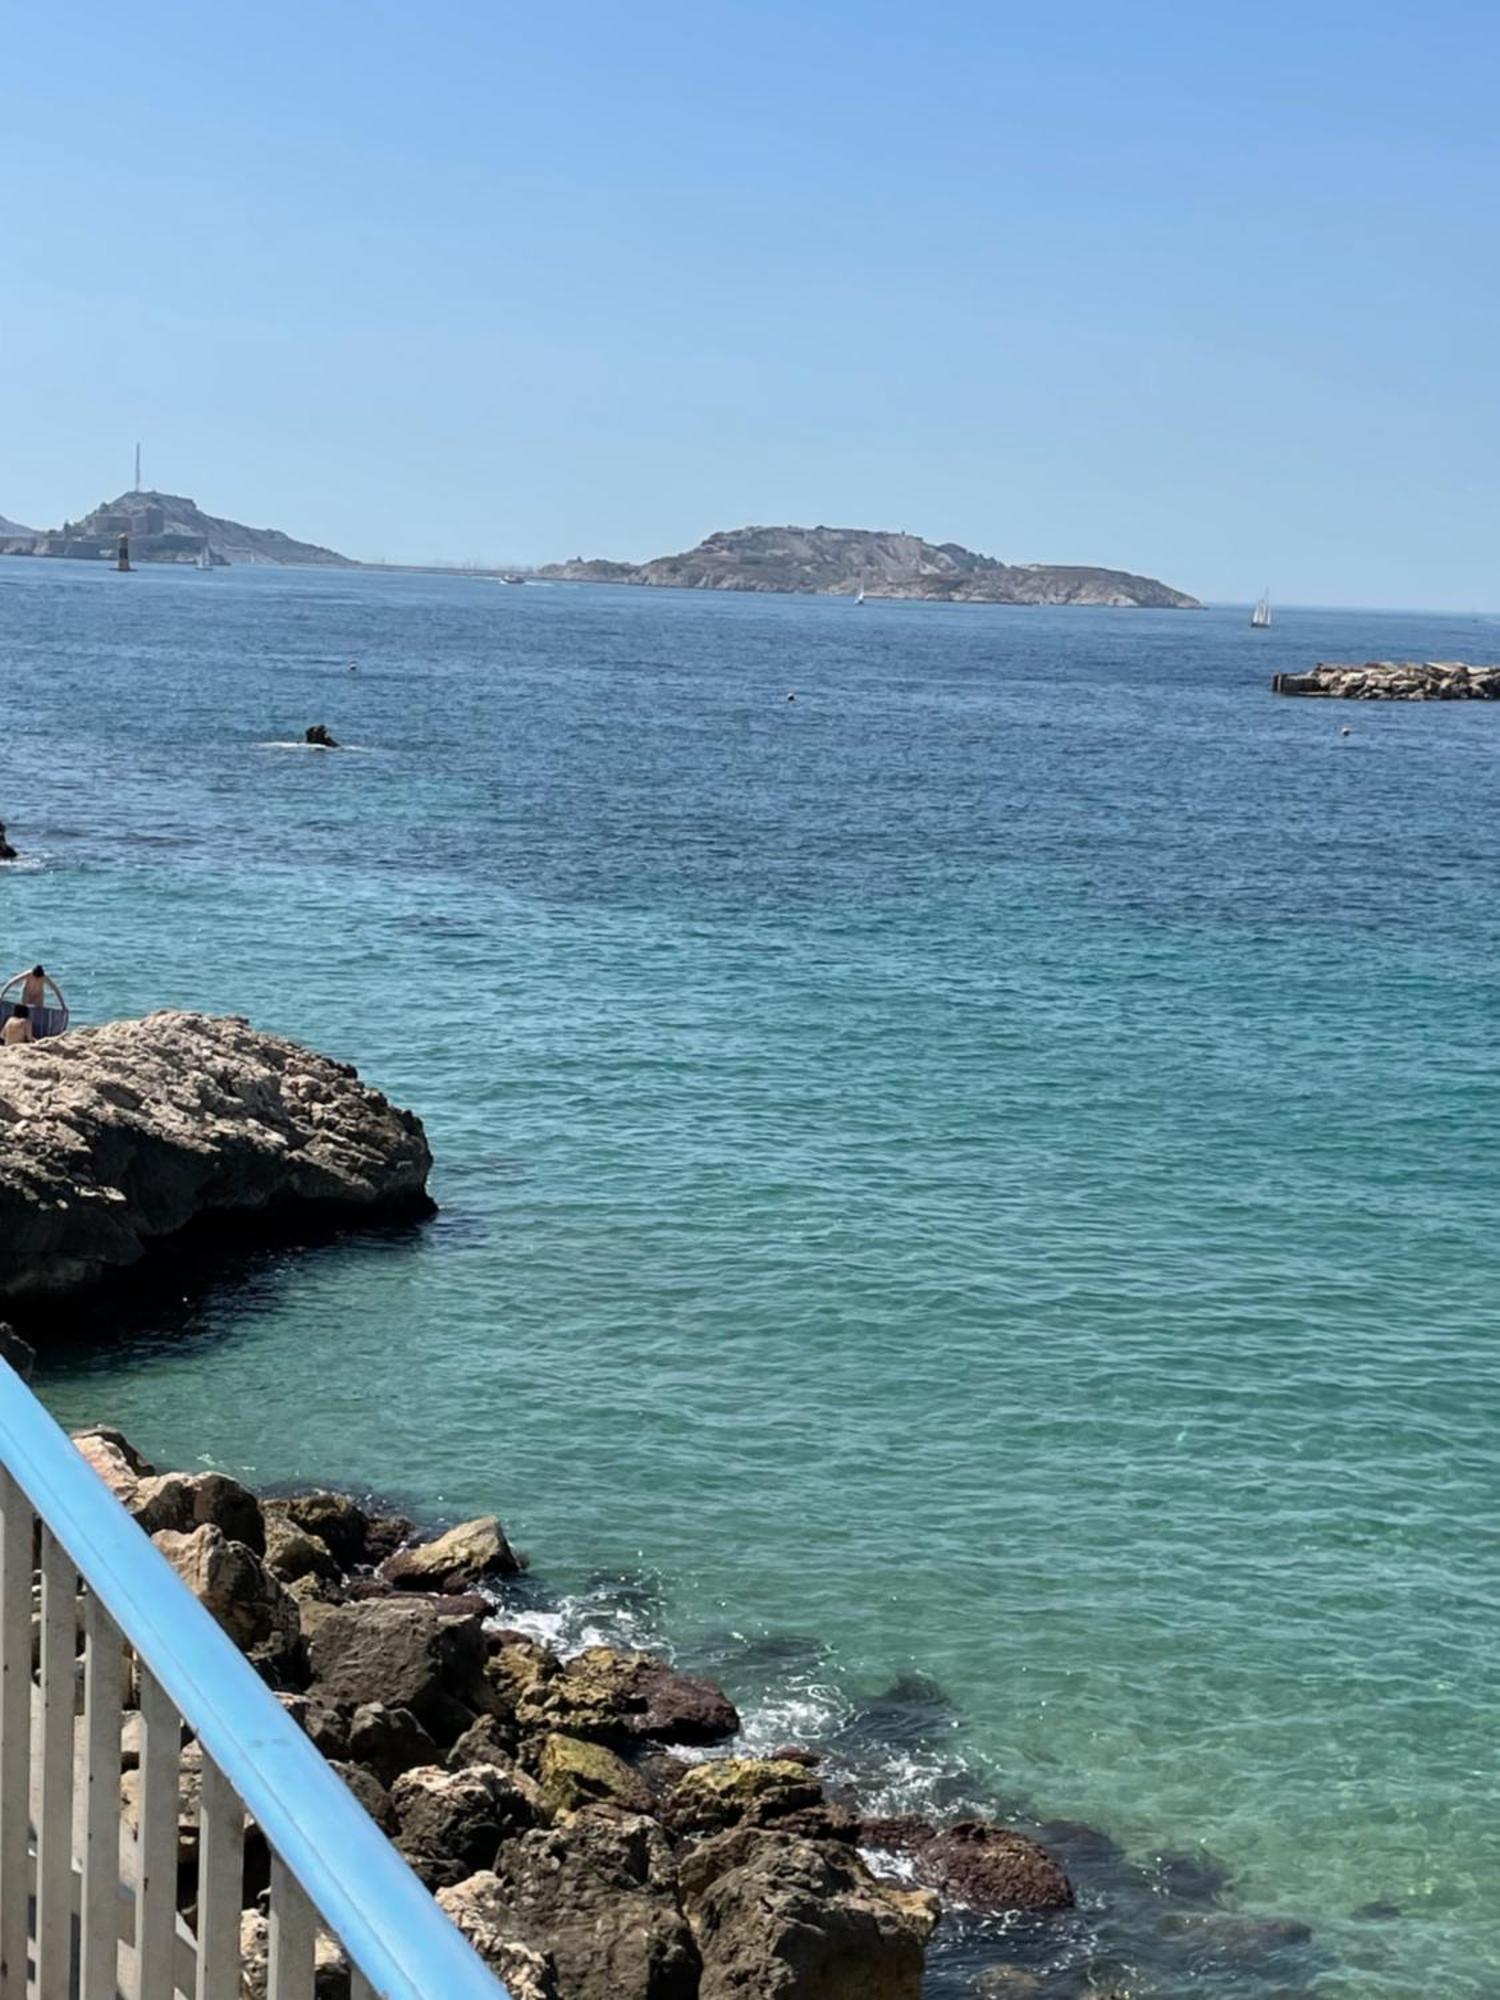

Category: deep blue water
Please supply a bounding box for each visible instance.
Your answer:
[3,559,1498,1996]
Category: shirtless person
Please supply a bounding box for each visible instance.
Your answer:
[2,1005,33,1046]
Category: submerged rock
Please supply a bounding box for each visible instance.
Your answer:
[0,822,17,863]
[0,1012,433,1308]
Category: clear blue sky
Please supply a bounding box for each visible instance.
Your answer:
[4,1,1496,604]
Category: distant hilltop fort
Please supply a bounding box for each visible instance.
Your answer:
[0,487,356,569]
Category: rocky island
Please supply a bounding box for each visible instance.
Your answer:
[0,1013,432,1309]
[2,490,355,567]
[540,525,1200,608]
[1273,661,1500,700]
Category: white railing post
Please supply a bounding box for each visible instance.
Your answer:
[0,1468,32,2000]
[195,1752,243,2000]
[135,1667,181,2000]
[80,1590,124,2000]
[35,1528,77,1996]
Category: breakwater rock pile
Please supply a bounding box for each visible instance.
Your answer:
[1273,661,1500,699]
[0,1013,432,1307]
[72,1425,1084,2000]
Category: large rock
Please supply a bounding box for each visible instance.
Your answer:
[72,1426,152,1506]
[0,1012,434,1306]
[516,1645,740,1747]
[132,1470,266,1553]
[151,1524,302,1680]
[346,1701,440,1787]
[266,1491,380,1570]
[305,1597,492,1745]
[383,1516,524,1592]
[263,1510,341,1585]
[683,1827,935,2000]
[661,1757,827,1839]
[481,1813,699,2000]
[436,1877,559,2000]
[390,1762,540,1890]
[539,1733,652,1817]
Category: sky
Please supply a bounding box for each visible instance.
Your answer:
[2,1,1497,605]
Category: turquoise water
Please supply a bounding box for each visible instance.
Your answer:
[4,560,1499,1994]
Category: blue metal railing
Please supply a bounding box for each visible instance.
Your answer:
[0,1359,508,1999]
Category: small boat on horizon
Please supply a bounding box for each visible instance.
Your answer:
[1251,589,1271,629]
[196,543,213,571]
[854,584,866,604]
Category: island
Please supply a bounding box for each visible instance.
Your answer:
[539,524,1201,607]
[1,490,355,568]
[1273,661,1500,700]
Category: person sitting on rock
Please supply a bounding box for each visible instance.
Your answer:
[2,1005,33,1046]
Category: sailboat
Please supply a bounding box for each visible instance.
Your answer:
[196,542,213,571]
[854,584,866,605]
[1250,589,1271,629]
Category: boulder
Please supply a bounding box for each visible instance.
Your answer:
[266,1491,375,1570]
[132,1470,266,1553]
[436,1876,559,2000]
[346,1702,440,1787]
[389,1762,540,1890]
[150,1524,302,1680]
[0,823,16,864]
[0,1012,434,1307]
[277,1692,351,1760]
[448,1713,520,1772]
[539,1733,653,1817]
[918,1822,1074,1913]
[486,1633,560,1719]
[481,1813,699,2000]
[683,1827,934,2000]
[383,1515,524,1592]
[328,1759,395,1832]
[306,1597,491,1746]
[516,1645,739,1747]
[240,1910,351,1998]
[263,1510,341,1584]
[72,1426,152,1506]
[661,1757,827,1839]
[304,724,339,748]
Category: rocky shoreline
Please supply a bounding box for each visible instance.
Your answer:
[68,1422,1094,2000]
[1272,660,1500,699]
[46,1414,1327,2000]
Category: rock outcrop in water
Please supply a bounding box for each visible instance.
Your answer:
[0,1012,432,1307]
[1273,661,1500,699]
[540,525,1200,608]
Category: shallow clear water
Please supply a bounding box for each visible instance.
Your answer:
[3,560,1498,1995]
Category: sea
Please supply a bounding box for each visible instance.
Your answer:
[2,557,1497,1998]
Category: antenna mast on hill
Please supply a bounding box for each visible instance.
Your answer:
[133,443,142,494]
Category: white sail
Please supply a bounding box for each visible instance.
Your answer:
[1251,589,1271,628]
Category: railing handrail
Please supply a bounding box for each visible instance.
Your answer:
[0,1360,508,2000]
